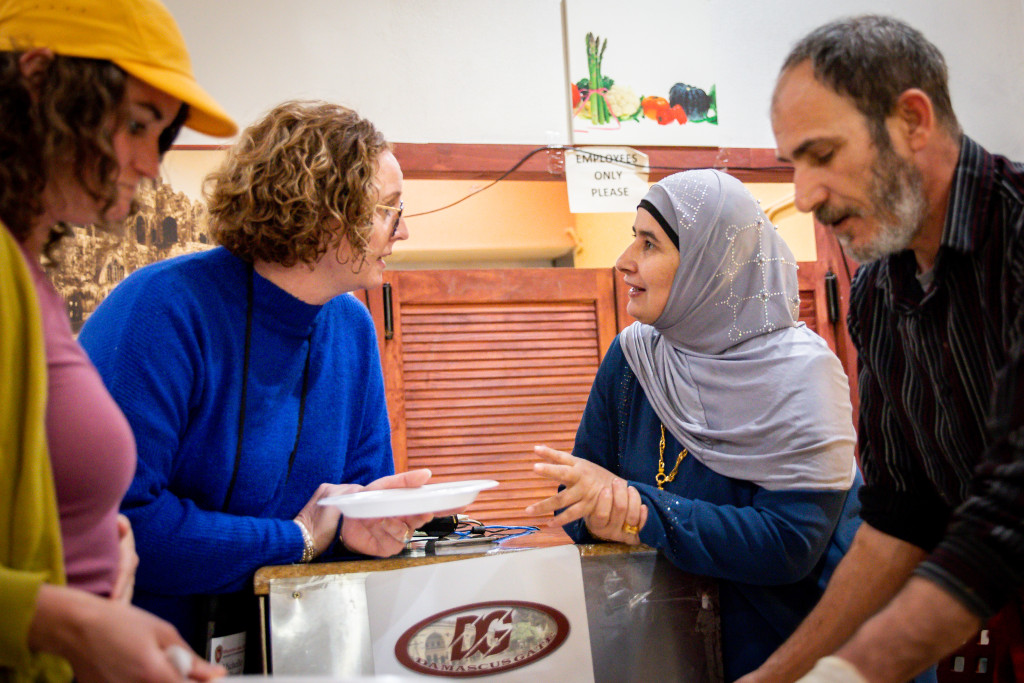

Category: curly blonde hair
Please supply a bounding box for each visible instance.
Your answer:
[206,100,390,266]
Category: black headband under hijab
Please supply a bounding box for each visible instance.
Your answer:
[638,198,679,249]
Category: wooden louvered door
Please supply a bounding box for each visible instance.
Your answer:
[794,260,838,352]
[365,269,619,525]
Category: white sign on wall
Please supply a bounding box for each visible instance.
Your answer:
[564,147,650,214]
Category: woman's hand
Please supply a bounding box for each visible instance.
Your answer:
[525,445,624,526]
[294,482,362,557]
[110,514,138,603]
[30,584,225,682]
[340,469,458,558]
[583,477,648,544]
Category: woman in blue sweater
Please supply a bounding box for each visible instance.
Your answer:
[79,101,441,669]
[527,169,863,681]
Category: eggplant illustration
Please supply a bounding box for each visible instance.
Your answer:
[668,83,718,124]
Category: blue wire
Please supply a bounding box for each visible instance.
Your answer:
[449,524,539,542]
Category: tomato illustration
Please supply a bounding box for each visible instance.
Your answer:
[642,96,668,121]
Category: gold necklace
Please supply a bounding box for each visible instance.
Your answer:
[656,424,687,490]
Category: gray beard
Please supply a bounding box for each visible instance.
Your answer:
[843,146,928,263]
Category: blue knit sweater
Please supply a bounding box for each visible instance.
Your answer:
[566,338,862,682]
[79,247,393,638]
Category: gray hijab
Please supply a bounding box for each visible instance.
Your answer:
[619,169,856,491]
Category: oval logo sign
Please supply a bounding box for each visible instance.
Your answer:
[394,600,570,677]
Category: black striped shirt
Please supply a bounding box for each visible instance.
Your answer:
[849,136,1024,617]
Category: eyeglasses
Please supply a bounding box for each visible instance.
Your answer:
[375,200,404,234]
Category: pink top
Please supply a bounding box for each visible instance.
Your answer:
[21,246,136,596]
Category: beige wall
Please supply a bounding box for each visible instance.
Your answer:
[400,179,813,268]
[162,151,812,269]
[395,180,575,268]
[569,183,813,269]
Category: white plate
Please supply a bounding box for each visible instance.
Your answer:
[317,479,498,518]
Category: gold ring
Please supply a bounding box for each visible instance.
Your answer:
[621,523,640,535]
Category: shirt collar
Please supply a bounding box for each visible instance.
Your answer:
[939,135,989,255]
[873,135,987,306]
[220,248,323,338]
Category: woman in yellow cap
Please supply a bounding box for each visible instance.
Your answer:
[0,0,236,681]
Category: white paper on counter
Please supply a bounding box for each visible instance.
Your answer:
[365,545,594,682]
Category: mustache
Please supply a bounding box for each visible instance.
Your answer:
[814,203,862,227]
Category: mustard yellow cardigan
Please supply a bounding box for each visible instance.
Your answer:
[0,226,71,683]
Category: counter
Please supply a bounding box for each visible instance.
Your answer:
[254,528,722,682]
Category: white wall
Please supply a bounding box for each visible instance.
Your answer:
[165,0,1024,159]
[712,0,1024,158]
[166,0,568,146]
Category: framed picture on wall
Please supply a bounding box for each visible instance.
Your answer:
[51,147,225,332]
[565,0,719,147]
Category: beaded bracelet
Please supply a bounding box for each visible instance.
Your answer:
[294,519,316,563]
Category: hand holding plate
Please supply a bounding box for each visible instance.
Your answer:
[340,469,438,557]
[317,475,496,556]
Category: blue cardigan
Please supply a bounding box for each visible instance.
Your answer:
[566,338,862,682]
[80,247,393,639]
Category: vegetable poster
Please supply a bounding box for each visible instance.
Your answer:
[565,0,719,146]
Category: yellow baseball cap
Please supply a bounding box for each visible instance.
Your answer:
[0,0,237,137]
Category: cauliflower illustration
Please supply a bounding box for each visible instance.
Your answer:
[603,84,641,120]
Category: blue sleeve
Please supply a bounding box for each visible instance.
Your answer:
[634,484,849,585]
[80,275,304,595]
[564,337,852,586]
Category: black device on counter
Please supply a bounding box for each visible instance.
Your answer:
[416,515,459,539]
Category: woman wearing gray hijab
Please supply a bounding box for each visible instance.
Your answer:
[528,169,863,682]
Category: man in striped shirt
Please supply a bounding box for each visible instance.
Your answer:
[740,15,1024,683]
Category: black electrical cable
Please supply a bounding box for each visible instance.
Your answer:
[404,144,793,220]
[404,145,553,218]
[569,147,793,174]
